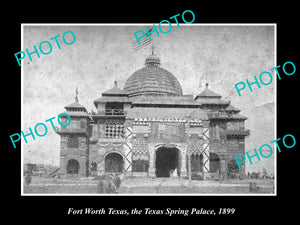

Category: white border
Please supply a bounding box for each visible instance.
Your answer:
[21,23,24,196]
[21,23,277,196]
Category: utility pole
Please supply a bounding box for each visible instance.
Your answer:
[187,118,192,185]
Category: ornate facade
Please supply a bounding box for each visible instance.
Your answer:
[56,52,249,179]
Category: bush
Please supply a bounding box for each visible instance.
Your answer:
[97,178,116,193]
[25,174,32,185]
[96,174,122,193]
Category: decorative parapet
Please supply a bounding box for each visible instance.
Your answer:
[226,129,250,137]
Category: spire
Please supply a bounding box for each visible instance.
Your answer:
[114,72,118,88]
[205,83,209,88]
[151,42,154,55]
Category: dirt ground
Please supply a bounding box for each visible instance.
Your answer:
[23,176,275,194]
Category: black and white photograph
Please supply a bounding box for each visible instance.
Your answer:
[21,24,276,195]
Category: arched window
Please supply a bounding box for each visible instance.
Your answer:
[67,159,79,174]
[105,153,124,173]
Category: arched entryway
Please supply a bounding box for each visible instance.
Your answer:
[155,147,180,177]
[105,152,124,173]
[209,153,220,173]
[67,159,79,174]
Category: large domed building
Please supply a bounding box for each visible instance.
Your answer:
[57,51,249,179]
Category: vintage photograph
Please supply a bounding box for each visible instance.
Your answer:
[21,24,276,195]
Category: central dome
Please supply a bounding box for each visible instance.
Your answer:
[123,53,183,97]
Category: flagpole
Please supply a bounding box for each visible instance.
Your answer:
[75,86,79,102]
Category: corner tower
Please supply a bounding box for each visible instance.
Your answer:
[194,83,249,177]
[56,94,92,177]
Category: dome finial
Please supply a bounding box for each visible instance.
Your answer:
[151,43,154,55]
[114,72,118,88]
[205,83,209,88]
[145,44,160,67]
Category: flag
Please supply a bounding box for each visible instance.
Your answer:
[132,26,154,51]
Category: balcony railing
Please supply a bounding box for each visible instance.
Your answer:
[105,109,125,116]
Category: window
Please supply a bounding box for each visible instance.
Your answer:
[105,124,124,138]
[105,102,124,115]
[209,153,220,173]
[67,136,79,148]
[104,119,125,139]
[191,154,203,172]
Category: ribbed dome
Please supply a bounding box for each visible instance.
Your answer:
[124,54,183,97]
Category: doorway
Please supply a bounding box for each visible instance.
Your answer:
[66,159,79,174]
[155,147,179,177]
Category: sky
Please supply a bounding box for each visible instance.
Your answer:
[22,24,275,173]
